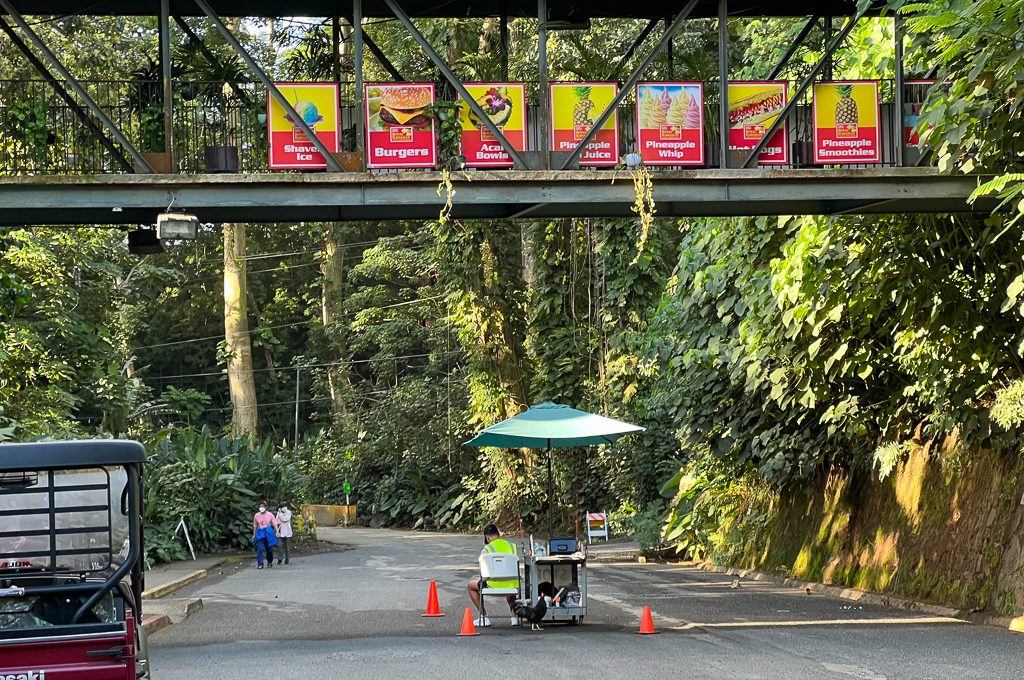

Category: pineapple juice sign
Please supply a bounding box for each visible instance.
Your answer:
[550,82,619,167]
[457,83,527,168]
[364,83,437,169]
[267,82,340,169]
[813,80,881,164]
[727,81,789,165]
[635,82,703,166]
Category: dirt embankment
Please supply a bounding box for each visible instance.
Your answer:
[730,444,1024,617]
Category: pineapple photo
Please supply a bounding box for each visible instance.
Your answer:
[573,85,595,139]
[834,83,859,136]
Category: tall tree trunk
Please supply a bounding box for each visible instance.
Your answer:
[321,223,349,416]
[224,223,259,439]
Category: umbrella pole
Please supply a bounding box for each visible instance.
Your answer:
[547,442,553,540]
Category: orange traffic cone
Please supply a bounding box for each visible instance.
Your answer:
[637,605,658,634]
[422,579,445,617]
[457,607,480,637]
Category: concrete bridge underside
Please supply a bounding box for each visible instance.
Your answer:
[0,169,996,226]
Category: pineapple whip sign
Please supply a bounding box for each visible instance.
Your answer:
[728,82,789,165]
[813,81,881,164]
[364,83,437,169]
[267,83,340,169]
[458,84,526,168]
[636,83,704,165]
[550,83,619,167]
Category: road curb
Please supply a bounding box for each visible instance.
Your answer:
[694,561,973,621]
[141,614,172,635]
[143,568,207,600]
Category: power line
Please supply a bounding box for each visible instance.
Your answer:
[147,346,461,383]
[131,294,441,352]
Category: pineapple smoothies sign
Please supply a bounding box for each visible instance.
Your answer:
[457,84,527,168]
[727,81,789,165]
[267,82,340,169]
[364,83,437,169]
[813,81,881,164]
[635,83,704,165]
[550,82,619,167]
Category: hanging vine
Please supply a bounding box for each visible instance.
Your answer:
[431,100,464,224]
[628,163,657,266]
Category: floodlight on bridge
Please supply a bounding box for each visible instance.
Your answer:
[156,212,199,240]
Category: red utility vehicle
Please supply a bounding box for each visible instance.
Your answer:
[0,440,149,679]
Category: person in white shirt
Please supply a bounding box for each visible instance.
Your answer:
[276,503,293,565]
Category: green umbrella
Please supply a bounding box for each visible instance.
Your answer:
[464,402,645,535]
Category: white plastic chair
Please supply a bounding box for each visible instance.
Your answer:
[478,551,520,622]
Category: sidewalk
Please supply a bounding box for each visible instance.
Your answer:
[141,555,230,636]
[144,555,229,599]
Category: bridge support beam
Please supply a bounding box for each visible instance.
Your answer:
[894,14,906,167]
[159,0,175,168]
[742,10,863,168]
[561,0,700,169]
[718,0,728,168]
[383,0,529,169]
[767,15,818,81]
[190,0,343,171]
[353,0,365,154]
[611,18,659,80]
[0,0,154,173]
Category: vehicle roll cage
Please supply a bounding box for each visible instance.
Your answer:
[0,440,145,624]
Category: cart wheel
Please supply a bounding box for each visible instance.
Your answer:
[571,616,580,625]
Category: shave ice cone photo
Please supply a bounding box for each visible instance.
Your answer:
[636,82,704,165]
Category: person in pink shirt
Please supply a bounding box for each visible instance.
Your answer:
[252,500,280,569]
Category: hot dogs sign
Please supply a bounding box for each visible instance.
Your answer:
[727,82,789,165]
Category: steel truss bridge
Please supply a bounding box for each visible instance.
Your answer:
[0,1,1001,225]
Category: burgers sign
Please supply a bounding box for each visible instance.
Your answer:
[365,83,437,169]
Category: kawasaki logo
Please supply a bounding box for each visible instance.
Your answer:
[1,671,45,680]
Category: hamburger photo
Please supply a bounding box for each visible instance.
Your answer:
[378,86,432,129]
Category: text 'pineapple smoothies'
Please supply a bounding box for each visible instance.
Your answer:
[267,82,341,169]
[727,81,789,165]
[549,82,619,167]
[635,83,704,166]
[457,84,527,168]
[812,81,881,164]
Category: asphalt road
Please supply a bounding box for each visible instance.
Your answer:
[150,528,1023,679]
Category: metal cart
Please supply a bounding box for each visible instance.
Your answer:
[522,552,588,624]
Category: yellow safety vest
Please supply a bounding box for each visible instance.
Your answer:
[482,538,518,589]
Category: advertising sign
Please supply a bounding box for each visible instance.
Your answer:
[813,80,881,164]
[727,81,789,165]
[457,83,527,168]
[267,82,340,170]
[364,83,437,169]
[635,82,704,166]
[550,82,619,167]
[903,80,936,145]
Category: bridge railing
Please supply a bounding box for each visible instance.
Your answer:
[0,78,923,175]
